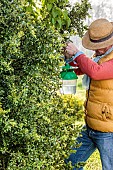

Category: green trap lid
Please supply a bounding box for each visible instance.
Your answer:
[60,64,78,80]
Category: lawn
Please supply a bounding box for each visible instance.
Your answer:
[84,150,102,170]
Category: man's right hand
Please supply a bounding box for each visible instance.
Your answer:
[65,42,79,57]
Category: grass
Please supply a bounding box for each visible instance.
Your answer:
[84,150,102,170]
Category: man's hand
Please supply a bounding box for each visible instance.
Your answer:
[65,42,79,56]
[63,50,73,59]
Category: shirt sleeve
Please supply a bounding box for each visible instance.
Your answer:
[74,54,113,80]
[68,62,84,75]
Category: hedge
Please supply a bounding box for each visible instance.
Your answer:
[0,0,84,169]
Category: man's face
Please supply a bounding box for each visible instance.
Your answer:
[95,45,112,56]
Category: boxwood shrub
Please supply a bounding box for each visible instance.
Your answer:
[0,0,84,169]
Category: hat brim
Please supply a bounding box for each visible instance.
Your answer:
[82,22,113,50]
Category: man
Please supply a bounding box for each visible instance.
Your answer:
[64,18,113,170]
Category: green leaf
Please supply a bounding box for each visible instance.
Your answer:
[52,18,56,25]
[57,18,62,28]
[67,18,71,27]
[26,6,33,13]
[52,8,59,18]
[63,10,68,20]
[47,4,53,11]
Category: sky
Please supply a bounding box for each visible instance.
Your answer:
[69,0,113,5]
[89,0,113,5]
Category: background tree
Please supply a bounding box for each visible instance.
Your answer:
[0,0,91,169]
[40,0,91,37]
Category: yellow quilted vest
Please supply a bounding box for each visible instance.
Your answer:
[85,51,113,132]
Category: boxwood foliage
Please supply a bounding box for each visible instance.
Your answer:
[0,0,84,169]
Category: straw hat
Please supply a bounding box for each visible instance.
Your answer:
[82,18,113,50]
